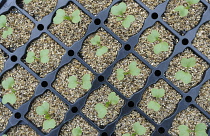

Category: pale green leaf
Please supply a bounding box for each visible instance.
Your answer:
[175,70,192,84]
[68,76,77,89]
[71,9,81,23]
[147,101,160,111]
[96,46,108,56]
[108,92,119,105]
[43,119,56,130]
[122,15,135,28]
[2,93,16,105]
[111,2,127,16]
[195,123,208,136]
[178,125,190,136]
[36,102,49,115]
[151,88,165,98]
[82,74,91,90]
[2,134,7,136]
[186,0,199,5]
[147,30,160,43]
[117,69,124,80]
[116,17,123,21]
[154,42,169,54]
[133,122,146,135]
[128,61,140,76]
[24,0,32,4]
[2,77,15,90]
[26,51,35,63]
[0,15,6,28]
[95,103,107,118]
[122,133,130,136]
[174,5,188,17]
[40,49,49,63]
[72,127,82,136]
[181,57,196,68]
[2,27,13,39]
[91,35,100,45]
[53,9,66,24]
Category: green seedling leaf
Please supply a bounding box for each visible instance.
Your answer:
[151,88,165,98]
[40,49,49,63]
[186,0,199,5]
[117,69,124,80]
[122,133,130,136]
[82,74,91,90]
[68,76,77,89]
[24,0,32,4]
[0,15,6,28]
[128,61,140,76]
[111,2,127,16]
[133,122,146,135]
[2,77,15,90]
[174,5,188,17]
[147,30,160,43]
[2,27,13,39]
[108,92,119,105]
[175,70,192,84]
[96,46,108,56]
[91,35,100,45]
[154,42,169,54]
[181,57,196,68]
[36,102,50,115]
[72,127,82,136]
[26,51,35,63]
[71,9,81,23]
[122,15,135,28]
[195,123,208,136]
[43,119,56,130]
[116,17,123,21]
[2,93,16,105]
[95,103,107,118]
[178,125,190,136]
[2,134,7,136]
[53,9,66,24]
[147,101,160,111]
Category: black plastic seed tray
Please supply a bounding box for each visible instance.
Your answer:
[0,0,210,135]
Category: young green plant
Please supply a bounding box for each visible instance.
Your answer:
[122,122,147,136]
[0,15,13,38]
[174,0,199,17]
[95,92,119,118]
[111,2,135,28]
[147,30,169,54]
[72,126,82,136]
[147,88,165,111]
[1,77,17,105]
[117,61,140,80]
[175,57,196,84]
[90,35,108,56]
[36,101,56,130]
[53,9,81,24]
[26,49,49,63]
[178,123,208,136]
[68,74,91,90]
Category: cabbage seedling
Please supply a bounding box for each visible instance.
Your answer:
[111,2,135,28]
[1,77,17,105]
[95,92,119,118]
[122,122,147,136]
[178,123,208,136]
[147,88,165,111]
[23,0,32,4]
[72,126,82,136]
[68,74,91,90]
[117,61,140,80]
[90,35,108,56]
[147,30,169,54]
[36,102,56,130]
[174,0,199,17]
[53,9,81,24]
[175,57,196,84]
[26,49,49,63]
[0,15,13,39]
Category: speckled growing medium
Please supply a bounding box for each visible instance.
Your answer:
[135,22,177,67]
[26,91,68,133]
[23,33,65,78]
[5,125,39,136]
[0,8,34,51]
[80,28,121,73]
[166,48,209,92]
[169,106,210,136]
[77,0,112,15]
[163,0,205,33]
[0,50,6,72]
[0,103,12,132]
[193,21,210,60]
[115,111,155,136]
[49,2,91,47]
[59,115,98,136]
[108,53,151,98]
[82,85,124,126]
[23,0,57,21]
[0,65,38,109]
[52,59,94,103]
[105,0,148,41]
[139,79,182,124]
[141,0,165,10]
[196,80,210,114]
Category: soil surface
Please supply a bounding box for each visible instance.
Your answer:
[0,50,6,72]
[5,125,38,136]
[141,0,165,9]
[0,103,12,132]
